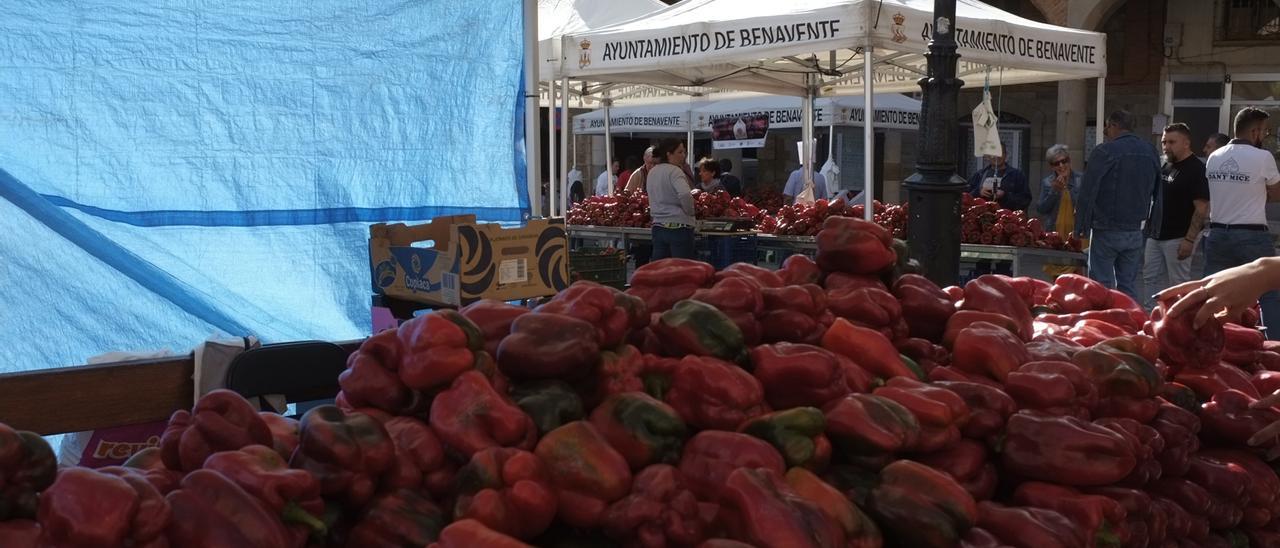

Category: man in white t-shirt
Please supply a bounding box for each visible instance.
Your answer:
[1205,107,1280,339]
[595,160,619,196]
[782,166,828,205]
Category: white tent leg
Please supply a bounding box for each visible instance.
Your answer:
[687,126,695,173]
[523,0,540,217]
[560,78,570,217]
[1096,76,1106,146]
[864,46,874,221]
[547,79,557,218]
[803,73,815,192]
[604,96,614,196]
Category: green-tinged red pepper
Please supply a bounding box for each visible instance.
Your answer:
[1201,389,1280,446]
[916,439,998,501]
[582,344,645,407]
[397,310,485,391]
[945,310,1025,347]
[659,355,766,431]
[534,421,633,528]
[952,321,1031,382]
[1095,334,1161,366]
[535,281,642,348]
[430,370,536,457]
[1184,453,1249,529]
[511,381,585,436]
[1073,347,1163,400]
[1024,334,1084,362]
[836,353,878,394]
[259,412,300,462]
[37,467,171,548]
[165,468,295,548]
[627,259,716,313]
[289,405,394,508]
[202,445,325,540]
[160,388,274,472]
[1094,417,1164,487]
[1011,482,1125,548]
[653,299,747,364]
[896,338,947,375]
[589,392,687,470]
[382,416,455,499]
[976,502,1087,548]
[822,394,920,470]
[0,423,55,521]
[678,430,785,502]
[453,447,557,539]
[780,254,822,286]
[1048,273,1111,313]
[716,262,785,288]
[823,318,923,380]
[873,377,969,452]
[720,467,846,548]
[828,286,902,331]
[893,274,956,343]
[760,308,825,345]
[750,343,850,409]
[690,276,764,316]
[1177,362,1260,400]
[602,464,718,548]
[430,519,534,548]
[931,380,1017,442]
[784,467,883,548]
[1005,361,1097,419]
[816,215,897,275]
[122,446,184,495]
[723,309,763,347]
[739,407,831,470]
[346,488,444,548]
[1080,487,1152,548]
[962,275,1033,341]
[1001,411,1137,486]
[498,312,600,380]
[866,460,979,548]
[1151,298,1225,372]
[460,299,532,357]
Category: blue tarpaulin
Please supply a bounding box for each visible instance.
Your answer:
[0,1,530,372]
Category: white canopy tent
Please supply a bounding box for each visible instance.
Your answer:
[549,0,1107,219]
[571,93,922,134]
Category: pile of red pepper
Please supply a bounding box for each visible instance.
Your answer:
[565,190,652,228]
[8,236,1280,547]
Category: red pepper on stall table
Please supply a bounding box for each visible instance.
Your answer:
[750,343,850,409]
[1147,478,1214,540]
[945,310,1025,347]
[345,488,445,548]
[825,272,889,292]
[836,353,879,394]
[337,328,417,417]
[653,299,749,364]
[121,447,184,496]
[160,388,275,473]
[1183,453,1250,530]
[760,308,826,345]
[815,216,898,275]
[459,299,531,357]
[896,338,947,375]
[761,283,828,317]
[929,365,1006,388]
[1094,417,1165,488]
[1004,361,1097,419]
[1151,403,1202,478]
[1010,482,1126,548]
[429,371,537,458]
[739,407,832,471]
[962,275,1034,341]
[961,527,1014,548]
[0,520,39,548]
[589,392,688,471]
[952,321,1031,383]
[1200,448,1280,529]
[453,447,557,539]
[627,259,716,313]
[397,310,486,392]
[1177,362,1261,400]
[259,412,300,462]
[534,421,633,529]
[535,281,639,349]
[828,286,903,332]
[1201,389,1280,447]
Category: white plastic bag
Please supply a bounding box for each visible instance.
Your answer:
[972,90,1002,158]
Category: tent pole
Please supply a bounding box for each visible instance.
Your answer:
[687,124,695,173]
[1096,76,1106,146]
[604,95,614,196]
[864,46,874,221]
[560,78,570,217]
[523,0,541,217]
[803,73,815,194]
[547,80,557,218]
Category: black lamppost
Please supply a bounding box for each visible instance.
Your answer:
[903,0,965,287]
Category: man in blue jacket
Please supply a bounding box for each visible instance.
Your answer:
[1075,110,1160,300]
[967,145,1031,211]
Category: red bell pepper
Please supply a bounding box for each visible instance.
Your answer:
[739,407,832,470]
[160,388,274,472]
[660,355,766,431]
[534,421,633,528]
[0,521,39,548]
[579,343,646,408]
[784,467,883,548]
[825,272,889,292]
[929,365,1005,388]
[960,527,1013,548]
[1080,486,1152,547]
[382,416,455,499]
[1001,411,1137,486]
[1177,362,1260,400]
[1184,453,1249,529]
[931,380,1017,442]
[602,464,718,548]
[589,392,687,470]
[121,446,184,495]
[453,447,557,539]
[823,318,923,380]
[761,283,827,316]
[346,488,445,547]
[1148,478,1215,539]
[1201,389,1280,446]
[716,262,785,288]
[896,337,947,374]
[1065,319,1131,347]
[779,253,822,286]
[750,343,850,409]
[822,394,921,470]
[1072,346,1164,400]
[1151,403,1201,478]
[290,405,394,509]
[893,274,956,343]
[429,370,537,457]
[916,439,998,501]
[690,276,764,317]
[396,310,486,391]
[654,299,748,364]
[944,310,1025,347]
[720,467,846,548]
[678,430,785,502]
[497,312,600,380]
[1004,361,1097,419]
[165,469,296,548]
[511,380,586,436]
[1151,298,1225,372]
[627,259,716,313]
[338,328,420,417]
[38,467,171,548]
[202,445,325,540]
[430,519,533,548]
[1011,482,1125,548]
[0,423,55,521]
[460,299,532,357]
[873,377,970,453]
[865,460,979,548]
[760,308,826,345]
[828,286,902,331]
[1047,273,1111,313]
[976,502,1087,548]
[1094,417,1164,487]
[1024,334,1084,362]
[536,281,642,348]
[1200,448,1280,529]
[962,275,1033,340]
[1096,334,1161,365]
[952,321,1031,382]
[259,412,300,462]
[815,215,897,275]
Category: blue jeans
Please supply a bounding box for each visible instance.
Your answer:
[1205,228,1280,340]
[1087,229,1143,301]
[651,226,696,260]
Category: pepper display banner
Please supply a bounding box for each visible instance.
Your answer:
[711,114,769,150]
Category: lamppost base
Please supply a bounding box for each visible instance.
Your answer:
[904,173,968,287]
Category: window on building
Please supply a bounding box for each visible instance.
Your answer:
[1219,0,1280,41]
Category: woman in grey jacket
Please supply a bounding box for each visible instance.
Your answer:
[1036,144,1082,234]
[646,139,696,259]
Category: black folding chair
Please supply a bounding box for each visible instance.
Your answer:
[223,340,348,418]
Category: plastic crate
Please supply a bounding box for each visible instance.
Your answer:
[569,247,627,289]
[702,234,758,270]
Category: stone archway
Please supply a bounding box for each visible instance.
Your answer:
[1080,0,1129,31]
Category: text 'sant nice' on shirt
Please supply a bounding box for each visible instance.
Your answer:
[1206,143,1280,225]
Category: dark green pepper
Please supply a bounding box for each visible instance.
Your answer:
[511,381,586,436]
[739,407,831,470]
[588,392,687,471]
[652,300,747,365]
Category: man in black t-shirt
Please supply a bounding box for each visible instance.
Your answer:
[1143,123,1210,308]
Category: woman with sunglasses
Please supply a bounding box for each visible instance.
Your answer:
[1036,144,1082,235]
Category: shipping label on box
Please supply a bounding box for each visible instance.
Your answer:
[370,215,569,306]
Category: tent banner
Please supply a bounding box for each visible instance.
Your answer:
[711,113,769,149]
[697,107,824,132]
[837,107,921,131]
[573,112,689,134]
